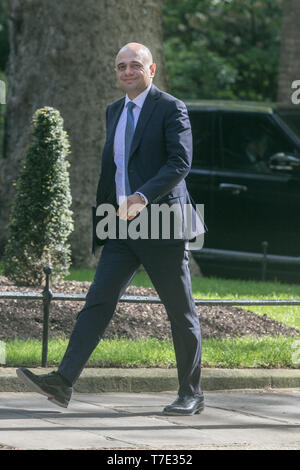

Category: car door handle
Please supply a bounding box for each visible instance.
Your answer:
[218,183,248,195]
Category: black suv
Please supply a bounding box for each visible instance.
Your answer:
[186,100,300,283]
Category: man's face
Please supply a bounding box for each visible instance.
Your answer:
[115,47,156,99]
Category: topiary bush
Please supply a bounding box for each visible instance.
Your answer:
[3,107,74,286]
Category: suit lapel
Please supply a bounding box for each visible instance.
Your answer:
[129,84,161,159]
[105,85,161,162]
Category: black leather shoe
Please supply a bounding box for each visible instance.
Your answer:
[163,394,204,416]
[16,368,72,408]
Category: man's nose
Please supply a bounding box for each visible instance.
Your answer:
[124,65,134,74]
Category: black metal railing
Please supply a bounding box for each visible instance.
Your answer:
[1,266,300,367]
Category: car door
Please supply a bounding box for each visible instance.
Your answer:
[185,109,215,236]
[210,110,300,258]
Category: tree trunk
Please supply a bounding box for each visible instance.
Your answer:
[277,0,300,105]
[1,0,168,267]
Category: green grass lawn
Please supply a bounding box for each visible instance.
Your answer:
[1,264,300,368]
[190,275,300,331]
[4,335,298,369]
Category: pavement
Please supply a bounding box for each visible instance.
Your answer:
[0,367,300,450]
[0,389,300,450]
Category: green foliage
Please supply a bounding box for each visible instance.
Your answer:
[2,107,74,286]
[163,0,283,101]
[164,37,237,99]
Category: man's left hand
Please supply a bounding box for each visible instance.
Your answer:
[117,193,147,220]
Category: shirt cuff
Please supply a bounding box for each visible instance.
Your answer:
[135,192,148,205]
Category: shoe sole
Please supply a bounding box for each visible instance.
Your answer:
[163,403,204,416]
[47,397,68,409]
[16,368,68,409]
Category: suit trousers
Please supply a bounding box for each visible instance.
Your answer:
[58,237,202,397]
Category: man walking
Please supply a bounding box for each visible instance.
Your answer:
[17,43,205,416]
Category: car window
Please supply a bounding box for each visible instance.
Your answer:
[188,110,213,168]
[277,111,300,142]
[220,112,297,172]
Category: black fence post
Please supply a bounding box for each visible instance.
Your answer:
[261,241,268,281]
[42,266,53,367]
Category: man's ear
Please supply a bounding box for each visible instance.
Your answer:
[150,63,156,78]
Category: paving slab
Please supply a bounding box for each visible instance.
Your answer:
[0,389,299,450]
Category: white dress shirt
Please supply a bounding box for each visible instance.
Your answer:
[114,84,151,206]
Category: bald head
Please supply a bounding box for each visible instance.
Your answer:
[115,42,156,99]
[116,42,153,67]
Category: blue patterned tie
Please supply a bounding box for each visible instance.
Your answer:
[124,101,135,196]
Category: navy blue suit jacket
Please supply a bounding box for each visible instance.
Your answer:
[93,84,205,251]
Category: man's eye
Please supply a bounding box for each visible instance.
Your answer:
[117,63,143,71]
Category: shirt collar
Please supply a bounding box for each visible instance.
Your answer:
[125,83,152,109]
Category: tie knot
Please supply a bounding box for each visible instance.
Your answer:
[127,101,135,111]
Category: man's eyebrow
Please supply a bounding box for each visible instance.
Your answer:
[116,60,143,66]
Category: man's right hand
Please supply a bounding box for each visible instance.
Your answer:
[117,194,147,220]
